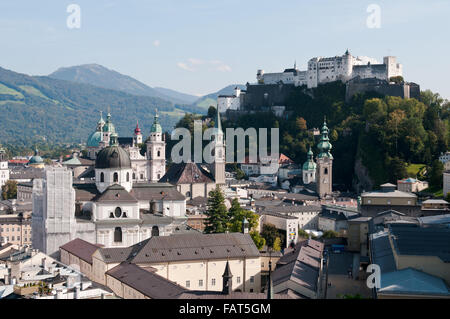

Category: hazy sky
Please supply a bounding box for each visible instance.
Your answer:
[1,0,450,98]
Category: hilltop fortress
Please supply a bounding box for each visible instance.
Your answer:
[217,50,419,114]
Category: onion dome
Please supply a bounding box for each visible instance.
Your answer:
[150,112,162,133]
[317,118,333,159]
[29,149,44,164]
[134,120,141,135]
[302,146,317,171]
[102,112,116,133]
[86,131,102,147]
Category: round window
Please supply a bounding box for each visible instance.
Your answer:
[114,207,122,218]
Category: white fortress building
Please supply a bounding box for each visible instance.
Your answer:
[256,50,403,89]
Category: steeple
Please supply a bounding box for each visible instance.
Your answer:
[214,106,222,133]
[222,261,233,295]
[110,132,119,146]
[134,120,141,135]
[267,260,274,299]
[317,117,333,159]
[150,110,162,133]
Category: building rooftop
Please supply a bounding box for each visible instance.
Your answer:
[59,238,103,264]
[389,225,450,262]
[106,262,186,299]
[159,162,214,185]
[378,268,450,297]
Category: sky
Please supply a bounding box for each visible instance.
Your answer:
[1,0,450,98]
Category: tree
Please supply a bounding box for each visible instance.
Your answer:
[250,231,266,250]
[204,187,228,233]
[1,180,17,200]
[228,198,259,232]
[389,76,404,84]
[207,106,217,119]
[235,168,245,180]
[428,159,444,189]
[261,223,282,248]
[322,230,339,239]
[273,237,282,252]
[295,117,307,131]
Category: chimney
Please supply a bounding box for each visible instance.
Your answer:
[4,274,9,285]
[101,293,106,299]
[41,257,46,269]
[74,286,80,299]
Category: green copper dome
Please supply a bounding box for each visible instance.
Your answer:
[87,131,103,147]
[102,112,116,133]
[303,147,316,171]
[317,118,333,159]
[29,149,44,164]
[150,113,162,133]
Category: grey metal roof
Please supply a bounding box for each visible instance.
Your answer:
[59,238,102,264]
[389,225,450,262]
[131,232,260,264]
[378,268,450,296]
[418,214,450,225]
[263,205,322,214]
[92,184,138,203]
[106,262,186,299]
[369,231,397,274]
[98,239,150,263]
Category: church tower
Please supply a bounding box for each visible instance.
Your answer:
[133,120,143,146]
[146,112,166,182]
[102,112,116,147]
[211,107,226,186]
[302,146,316,184]
[316,118,333,198]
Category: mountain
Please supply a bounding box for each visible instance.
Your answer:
[193,84,246,109]
[0,66,189,146]
[49,64,198,105]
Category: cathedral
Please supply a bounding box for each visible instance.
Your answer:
[302,118,333,199]
[32,108,226,257]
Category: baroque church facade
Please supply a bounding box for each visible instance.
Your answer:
[32,108,226,257]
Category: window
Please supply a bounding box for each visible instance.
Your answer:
[199,280,203,287]
[157,151,161,157]
[133,173,136,180]
[237,276,241,284]
[186,191,191,198]
[114,207,122,218]
[211,278,216,286]
[250,276,254,283]
[324,168,328,175]
[186,280,190,288]
[100,172,104,182]
[140,173,144,179]
[109,212,114,218]
[126,172,130,182]
[114,227,122,242]
[151,226,159,237]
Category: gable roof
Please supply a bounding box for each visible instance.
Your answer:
[131,232,260,264]
[59,238,103,264]
[106,262,186,299]
[92,184,138,203]
[159,162,214,184]
[131,183,185,201]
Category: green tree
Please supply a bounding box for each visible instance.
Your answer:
[204,187,228,233]
[207,105,217,119]
[250,231,266,250]
[1,180,17,200]
[235,168,245,180]
[228,198,259,232]
[261,223,281,248]
[428,159,444,188]
[322,230,339,239]
[272,237,282,252]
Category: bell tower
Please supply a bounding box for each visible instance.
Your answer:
[146,112,166,182]
[211,107,226,186]
[316,117,333,198]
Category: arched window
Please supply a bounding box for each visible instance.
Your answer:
[157,150,161,157]
[114,207,122,218]
[151,226,159,237]
[100,172,104,182]
[113,172,118,182]
[133,173,136,180]
[126,172,130,182]
[186,191,191,198]
[114,227,122,242]
[109,212,114,218]
[324,168,328,175]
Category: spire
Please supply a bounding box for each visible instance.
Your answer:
[317,115,333,159]
[134,120,141,135]
[222,261,233,295]
[267,260,274,299]
[110,132,119,146]
[214,105,222,132]
[150,110,162,133]
[294,60,297,69]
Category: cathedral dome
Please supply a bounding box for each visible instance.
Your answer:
[95,145,131,169]
[86,131,103,147]
[29,149,44,164]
